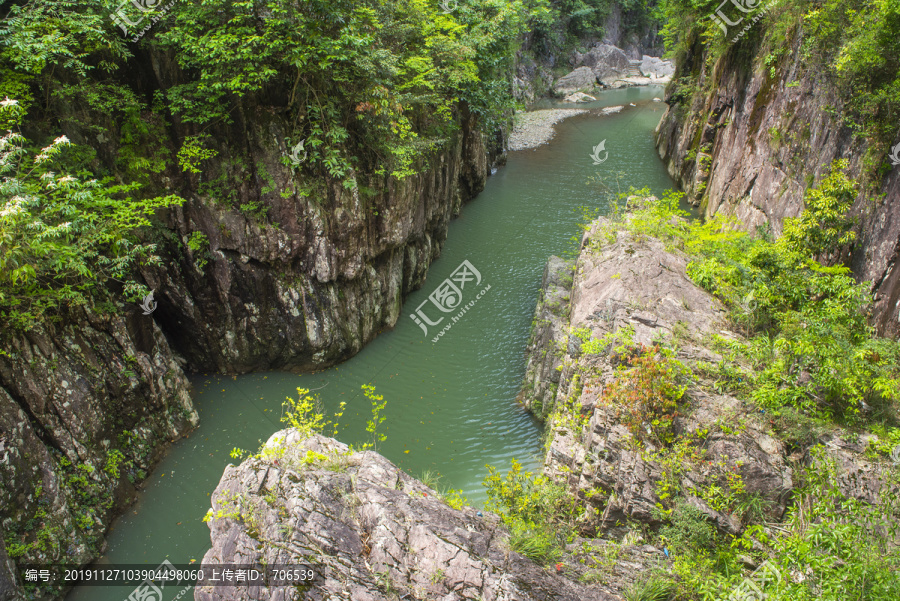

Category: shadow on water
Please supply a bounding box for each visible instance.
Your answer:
[67,84,673,601]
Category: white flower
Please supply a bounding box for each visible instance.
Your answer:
[0,196,25,217]
[0,98,18,107]
[53,135,71,145]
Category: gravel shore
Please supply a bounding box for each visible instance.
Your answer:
[508,109,588,151]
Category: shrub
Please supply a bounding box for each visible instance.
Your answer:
[0,100,184,328]
[484,459,579,565]
[602,344,689,445]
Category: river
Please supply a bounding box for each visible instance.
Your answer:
[67,84,673,601]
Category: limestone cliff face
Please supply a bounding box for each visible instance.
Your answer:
[655,33,900,336]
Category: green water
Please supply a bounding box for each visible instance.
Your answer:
[67,85,672,600]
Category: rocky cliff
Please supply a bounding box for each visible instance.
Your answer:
[140,102,494,374]
[197,431,616,601]
[655,31,900,336]
[521,219,793,532]
[0,306,197,598]
[517,212,896,595]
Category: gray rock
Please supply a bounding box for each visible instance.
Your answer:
[520,256,573,419]
[553,67,597,93]
[639,56,675,78]
[0,539,21,601]
[197,431,617,601]
[0,306,197,592]
[521,217,794,535]
[573,45,630,85]
[563,92,596,103]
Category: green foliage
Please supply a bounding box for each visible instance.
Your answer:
[662,451,900,600]
[624,573,678,601]
[155,0,542,181]
[0,101,184,329]
[103,450,129,479]
[177,135,219,174]
[440,487,469,511]
[483,458,579,565]
[0,1,129,77]
[361,384,387,451]
[779,160,856,258]
[280,387,328,437]
[657,500,717,554]
[659,0,899,158]
[186,231,210,269]
[803,0,900,146]
[610,186,900,422]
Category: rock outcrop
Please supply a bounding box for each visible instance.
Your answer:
[521,218,794,534]
[554,45,673,93]
[553,67,598,94]
[639,56,675,79]
[139,100,496,374]
[599,5,664,58]
[572,45,630,86]
[655,29,900,336]
[197,431,617,601]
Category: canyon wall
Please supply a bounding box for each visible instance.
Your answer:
[655,31,900,336]
[0,307,197,598]
[139,103,495,374]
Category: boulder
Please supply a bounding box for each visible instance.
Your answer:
[639,55,675,79]
[573,45,630,85]
[553,67,597,93]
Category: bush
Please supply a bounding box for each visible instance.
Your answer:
[483,459,579,565]
[0,101,184,328]
[601,344,689,445]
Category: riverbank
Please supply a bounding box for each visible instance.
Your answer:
[508,104,635,151]
[508,109,588,150]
